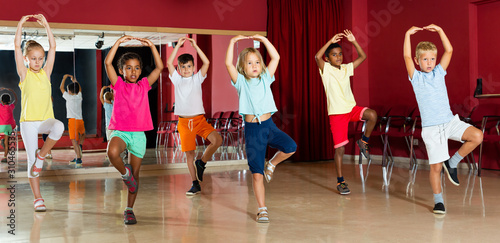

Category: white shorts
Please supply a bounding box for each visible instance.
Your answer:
[422,115,471,164]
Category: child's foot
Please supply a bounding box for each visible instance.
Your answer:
[433,203,446,214]
[186,183,201,196]
[337,182,351,195]
[69,158,77,164]
[45,154,52,159]
[194,159,206,182]
[264,160,275,183]
[1,157,7,163]
[124,210,137,224]
[34,198,46,212]
[356,139,370,160]
[256,208,270,223]
[122,164,137,194]
[443,160,459,186]
[30,149,43,177]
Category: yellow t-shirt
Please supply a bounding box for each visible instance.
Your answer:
[19,69,54,122]
[319,62,356,115]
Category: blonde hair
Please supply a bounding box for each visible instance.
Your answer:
[236,48,267,80]
[104,92,113,102]
[23,40,44,56]
[415,41,437,59]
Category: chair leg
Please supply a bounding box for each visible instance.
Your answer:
[478,143,483,176]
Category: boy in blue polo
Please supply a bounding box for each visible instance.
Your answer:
[404,24,483,214]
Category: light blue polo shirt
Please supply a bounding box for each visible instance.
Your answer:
[409,64,454,127]
[103,101,113,128]
[232,69,278,123]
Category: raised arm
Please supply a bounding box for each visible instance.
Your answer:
[404,26,422,80]
[14,15,32,82]
[315,33,344,72]
[424,24,453,71]
[71,75,82,93]
[105,36,133,86]
[99,86,107,105]
[60,74,70,93]
[225,35,248,84]
[137,38,164,86]
[188,38,210,77]
[34,14,56,77]
[344,30,367,69]
[166,37,186,76]
[252,34,279,77]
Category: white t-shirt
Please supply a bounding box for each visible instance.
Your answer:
[169,70,206,117]
[62,92,83,119]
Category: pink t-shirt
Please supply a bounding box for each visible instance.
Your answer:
[0,103,16,128]
[109,77,153,131]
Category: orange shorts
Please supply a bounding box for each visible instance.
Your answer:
[68,118,85,140]
[177,115,216,152]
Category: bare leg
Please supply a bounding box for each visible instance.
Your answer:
[253,173,265,208]
[269,151,295,166]
[457,126,483,157]
[29,177,42,199]
[185,150,196,181]
[334,146,345,178]
[362,109,378,137]
[201,131,222,163]
[39,138,57,157]
[71,139,81,159]
[107,137,127,174]
[430,163,443,194]
[3,135,8,156]
[127,153,142,208]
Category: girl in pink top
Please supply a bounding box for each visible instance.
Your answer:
[0,88,17,162]
[104,35,164,225]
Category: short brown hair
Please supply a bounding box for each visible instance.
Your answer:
[104,92,113,102]
[415,41,437,59]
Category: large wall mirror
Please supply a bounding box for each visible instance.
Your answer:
[0,24,258,175]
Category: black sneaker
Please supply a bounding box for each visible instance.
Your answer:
[443,160,459,186]
[194,159,206,182]
[356,139,370,160]
[337,182,351,195]
[124,210,137,224]
[186,183,201,196]
[433,202,446,214]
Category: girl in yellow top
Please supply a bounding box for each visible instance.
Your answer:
[14,14,64,212]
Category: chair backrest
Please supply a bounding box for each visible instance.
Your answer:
[212,111,223,120]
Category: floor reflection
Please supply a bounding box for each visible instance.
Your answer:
[2,160,499,242]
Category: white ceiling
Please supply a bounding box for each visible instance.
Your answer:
[0,26,186,52]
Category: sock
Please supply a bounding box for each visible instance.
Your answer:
[36,152,45,160]
[448,152,463,168]
[337,177,344,184]
[433,193,444,204]
[126,207,133,211]
[362,134,370,143]
[258,207,267,212]
[121,167,130,179]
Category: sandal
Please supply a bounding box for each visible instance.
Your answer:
[264,160,275,183]
[256,208,270,223]
[34,198,46,212]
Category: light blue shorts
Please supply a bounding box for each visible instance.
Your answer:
[0,125,12,135]
[109,131,147,159]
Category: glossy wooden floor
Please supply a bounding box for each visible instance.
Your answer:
[0,156,499,242]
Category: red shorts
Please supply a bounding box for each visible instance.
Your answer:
[329,106,368,149]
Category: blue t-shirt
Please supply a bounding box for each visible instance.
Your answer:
[232,69,278,123]
[409,64,454,127]
[103,101,113,128]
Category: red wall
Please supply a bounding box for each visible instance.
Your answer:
[1,0,267,32]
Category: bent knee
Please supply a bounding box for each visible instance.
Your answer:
[365,109,378,121]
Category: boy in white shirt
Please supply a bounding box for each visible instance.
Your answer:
[167,37,222,195]
[60,74,85,165]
